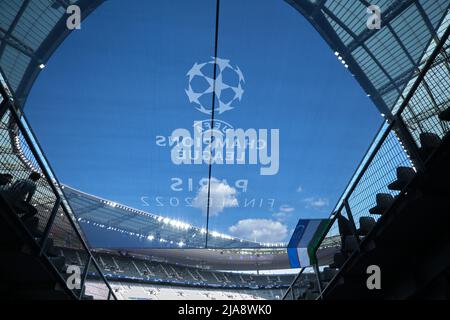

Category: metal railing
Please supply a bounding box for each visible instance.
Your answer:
[282,267,315,300]
[0,70,117,300]
[285,24,450,300]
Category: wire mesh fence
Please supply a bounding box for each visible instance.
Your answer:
[400,43,450,144]
[313,27,449,259]
[296,25,450,300]
[0,98,116,300]
[346,130,413,229]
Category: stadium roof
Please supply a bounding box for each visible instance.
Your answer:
[98,248,292,271]
[286,0,449,118]
[0,0,104,107]
[1,0,448,253]
[63,185,286,249]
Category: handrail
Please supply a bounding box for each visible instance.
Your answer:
[281,267,305,300]
[0,73,117,300]
[308,25,450,299]
[328,122,390,216]
[284,24,450,301]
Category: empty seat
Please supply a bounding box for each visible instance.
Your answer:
[388,167,415,191]
[438,107,450,122]
[338,215,353,237]
[369,193,394,215]
[419,133,441,160]
[357,216,376,236]
[342,235,359,253]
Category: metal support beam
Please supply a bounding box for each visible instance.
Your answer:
[72,202,104,217]
[39,197,62,256]
[79,255,92,300]
[343,201,360,245]
[0,26,37,60]
[0,99,8,120]
[0,0,31,58]
[287,0,394,117]
[107,212,139,226]
[313,262,323,299]
[415,1,441,44]
[13,0,106,108]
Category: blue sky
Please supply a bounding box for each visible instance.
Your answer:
[25,0,381,243]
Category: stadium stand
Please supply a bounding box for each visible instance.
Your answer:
[62,184,286,250]
[58,247,295,290]
[93,282,288,300]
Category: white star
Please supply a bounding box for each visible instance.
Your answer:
[202,76,215,94]
[235,66,245,83]
[213,73,230,99]
[218,100,234,114]
[232,83,244,101]
[196,105,212,115]
[202,74,229,99]
[187,62,206,82]
[185,85,202,104]
[212,57,231,72]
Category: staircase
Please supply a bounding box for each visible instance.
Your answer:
[0,83,116,300]
[0,195,87,299]
[323,130,450,300]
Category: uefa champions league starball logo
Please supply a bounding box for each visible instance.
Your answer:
[185,57,245,115]
[155,57,279,176]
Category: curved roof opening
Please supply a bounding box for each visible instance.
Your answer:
[2,0,448,251]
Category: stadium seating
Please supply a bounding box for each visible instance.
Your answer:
[287,109,450,300]
[387,167,416,191]
[58,248,295,291]
[357,217,376,237]
[95,281,287,300]
[369,194,395,215]
[0,195,94,299]
[418,133,442,160]
[320,127,450,299]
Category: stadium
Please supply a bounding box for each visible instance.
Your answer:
[0,0,449,302]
